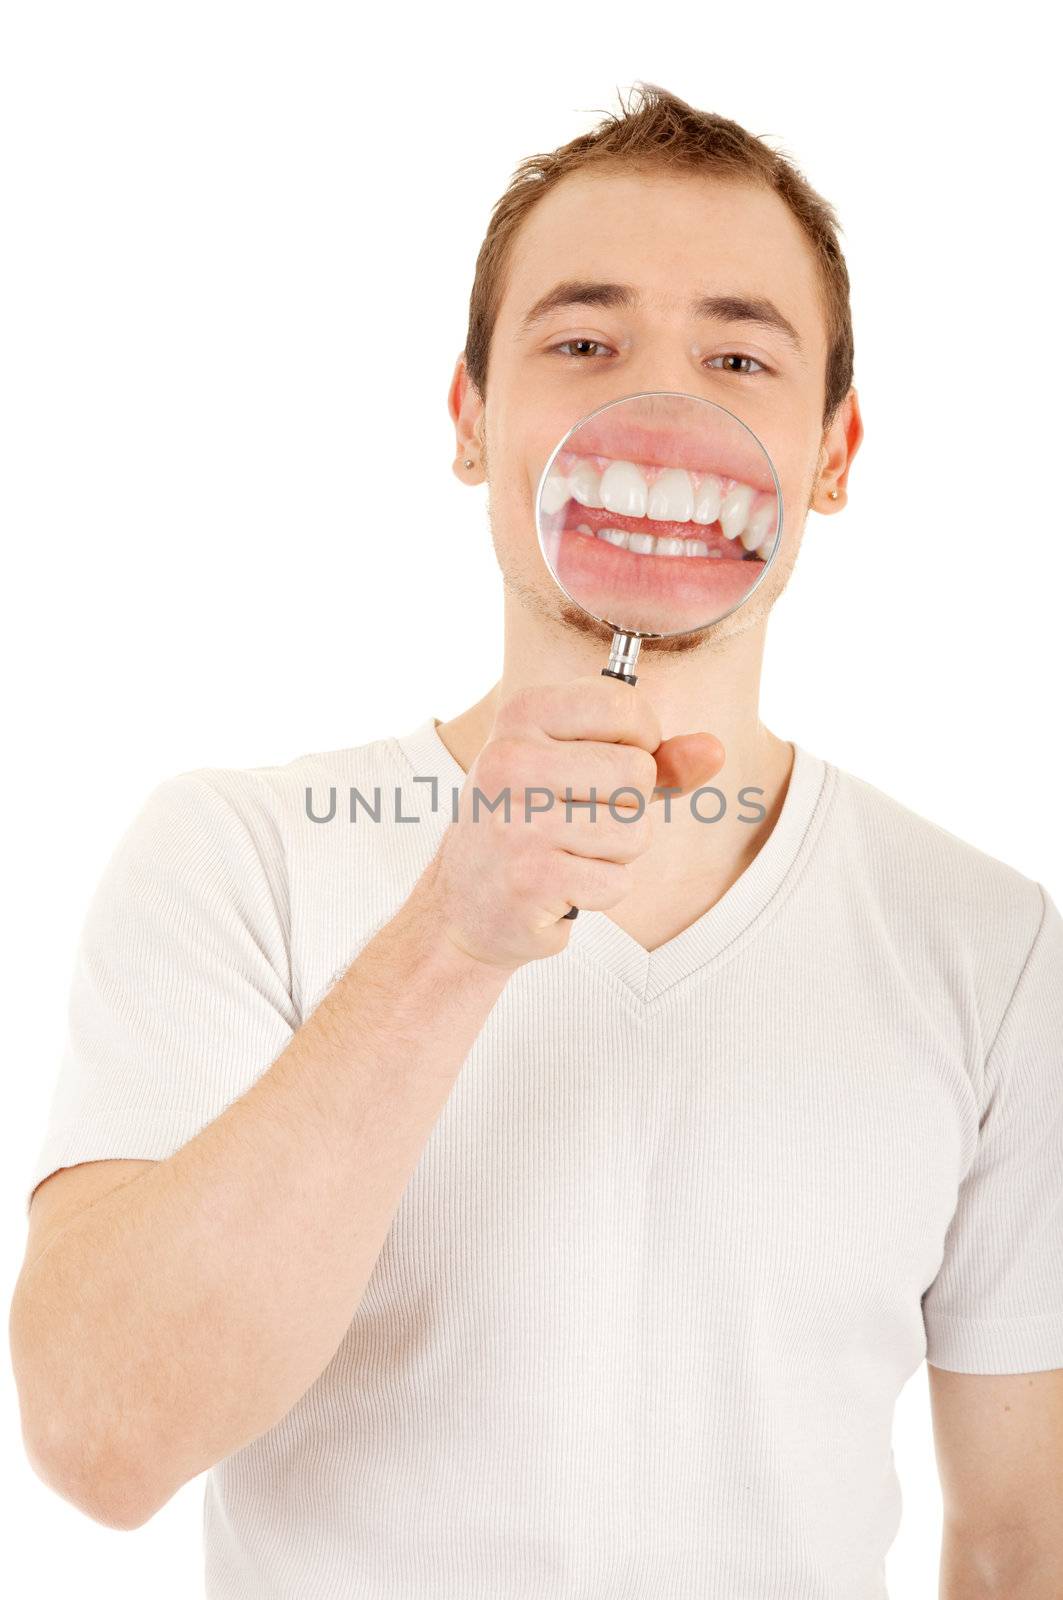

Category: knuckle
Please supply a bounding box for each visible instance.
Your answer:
[616,808,653,856]
[630,747,659,792]
[476,736,521,790]
[495,686,539,734]
[606,746,654,802]
[628,686,661,743]
[595,676,630,716]
[585,857,632,907]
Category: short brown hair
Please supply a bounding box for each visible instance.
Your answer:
[463,83,853,432]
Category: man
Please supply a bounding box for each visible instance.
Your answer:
[11,84,1063,1599]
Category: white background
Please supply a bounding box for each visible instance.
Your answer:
[2,2,1060,1594]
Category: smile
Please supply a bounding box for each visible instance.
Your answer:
[540,450,778,561]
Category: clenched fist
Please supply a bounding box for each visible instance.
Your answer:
[421,676,725,970]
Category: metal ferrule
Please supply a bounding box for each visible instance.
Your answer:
[603,631,643,685]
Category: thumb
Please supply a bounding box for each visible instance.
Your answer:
[652,732,726,798]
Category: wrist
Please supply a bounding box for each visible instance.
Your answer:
[398,860,521,989]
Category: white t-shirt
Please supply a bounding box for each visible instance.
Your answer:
[27,717,1063,1600]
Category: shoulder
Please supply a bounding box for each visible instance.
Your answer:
[818,759,1051,1050]
[150,730,411,841]
[825,760,1047,946]
[107,731,412,914]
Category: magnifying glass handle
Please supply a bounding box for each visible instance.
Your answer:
[562,631,643,923]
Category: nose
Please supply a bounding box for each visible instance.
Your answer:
[614,367,698,401]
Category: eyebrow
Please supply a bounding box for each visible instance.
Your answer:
[516,279,804,356]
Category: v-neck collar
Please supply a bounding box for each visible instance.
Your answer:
[391,715,833,1008]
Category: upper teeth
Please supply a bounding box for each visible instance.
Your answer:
[541,456,777,554]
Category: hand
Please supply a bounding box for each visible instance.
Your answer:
[421,676,725,970]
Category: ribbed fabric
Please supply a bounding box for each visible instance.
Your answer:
[26,718,1063,1600]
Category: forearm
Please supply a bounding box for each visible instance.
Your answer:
[10,857,512,1524]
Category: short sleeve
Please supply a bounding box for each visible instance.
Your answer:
[921,884,1063,1373]
[25,771,299,1217]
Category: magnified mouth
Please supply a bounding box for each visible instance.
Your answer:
[542,451,778,561]
[540,448,779,633]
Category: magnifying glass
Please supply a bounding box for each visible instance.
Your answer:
[535,389,782,686]
[534,389,783,918]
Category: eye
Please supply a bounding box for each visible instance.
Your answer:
[706,353,767,375]
[550,338,614,359]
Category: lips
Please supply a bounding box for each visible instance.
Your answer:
[564,408,777,497]
[547,503,771,636]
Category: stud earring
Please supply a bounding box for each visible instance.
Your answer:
[828,489,839,500]
[463,458,475,469]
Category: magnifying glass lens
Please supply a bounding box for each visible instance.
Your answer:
[536,391,782,648]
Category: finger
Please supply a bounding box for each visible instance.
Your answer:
[531,798,652,862]
[494,676,663,756]
[476,738,659,808]
[651,733,726,798]
[542,851,632,916]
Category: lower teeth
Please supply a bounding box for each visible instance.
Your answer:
[573,523,762,560]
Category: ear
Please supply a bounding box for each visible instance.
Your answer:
[448,354,486,485]
[813,386,864,511]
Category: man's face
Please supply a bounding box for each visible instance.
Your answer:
[452,167,857,653]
